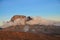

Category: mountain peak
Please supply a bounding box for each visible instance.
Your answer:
[1,15,60,28]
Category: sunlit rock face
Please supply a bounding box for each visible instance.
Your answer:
[1,15,60,35]
[2,15,27,28]
[2,15,54,28]
[26,17,53,25]
[11,15,26,25]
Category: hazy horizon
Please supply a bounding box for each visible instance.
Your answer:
[0,0,60,26]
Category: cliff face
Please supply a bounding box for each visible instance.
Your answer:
[1,15,60,27]
[11,15,26,22]
[1,15,60,35]
[1,15,55,28]
[11,15,26,25]
[0,15,60,40]
[2,15,54,27]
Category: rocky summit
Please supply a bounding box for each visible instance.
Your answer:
[0,15,60,40]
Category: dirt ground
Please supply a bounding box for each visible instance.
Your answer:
[0,31,60,40]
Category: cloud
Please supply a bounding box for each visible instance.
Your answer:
[1,18,26,28]
[0,21,3,26]
[26,16,54,25]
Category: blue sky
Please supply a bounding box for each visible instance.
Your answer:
[0,0,60,25]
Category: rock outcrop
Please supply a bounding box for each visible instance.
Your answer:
[26,17,54,25]
[2,15,54,28]
[11,15,26,25]
[1,15,60,35]
[11,15,33,25]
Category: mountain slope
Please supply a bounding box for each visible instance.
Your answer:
[0,31,60,40]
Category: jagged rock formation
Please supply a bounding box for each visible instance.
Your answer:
[11,15,27,25]
[0,15,60,40]
[1,15,60,35]
[1,15,60,28]
[26,17,53,25]
[11,15,26,22]
[27,16,33,21]
[10,15,33,25]
[2,15,55,28]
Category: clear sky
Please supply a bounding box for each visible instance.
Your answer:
[0,0,60,26]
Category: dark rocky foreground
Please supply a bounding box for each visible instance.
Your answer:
[0,31,60,40]
[1,25,60,34]
[0,25,60,40]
